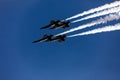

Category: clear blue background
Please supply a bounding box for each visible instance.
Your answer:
[0,0,120,80]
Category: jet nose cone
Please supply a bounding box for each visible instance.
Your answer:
[32,41,36,43]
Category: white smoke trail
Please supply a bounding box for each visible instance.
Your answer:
[66,1,120,20]
[72,6,120,23]
[68,23,120,37]
[56,13,120,36]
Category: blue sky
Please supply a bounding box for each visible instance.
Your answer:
[0,0,120,80]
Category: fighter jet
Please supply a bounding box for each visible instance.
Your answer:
[50,20,70,29]
[51,34,66,42]
[32,34,53,43]
[40,20,62,29]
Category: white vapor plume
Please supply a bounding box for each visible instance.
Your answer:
[66,1,120,20]
[68,23,120,37]
[72,6,120,23]
[56,13,120,36]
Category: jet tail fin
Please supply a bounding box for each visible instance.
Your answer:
[58,35,66,42]
[58,38,65,42]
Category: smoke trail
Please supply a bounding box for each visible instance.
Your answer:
[56,13,120,36]
[66,1,120,20]
[72,6,120,23]
[68,23,120,37]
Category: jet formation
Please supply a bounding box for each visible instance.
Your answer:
[33,20,70,43]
